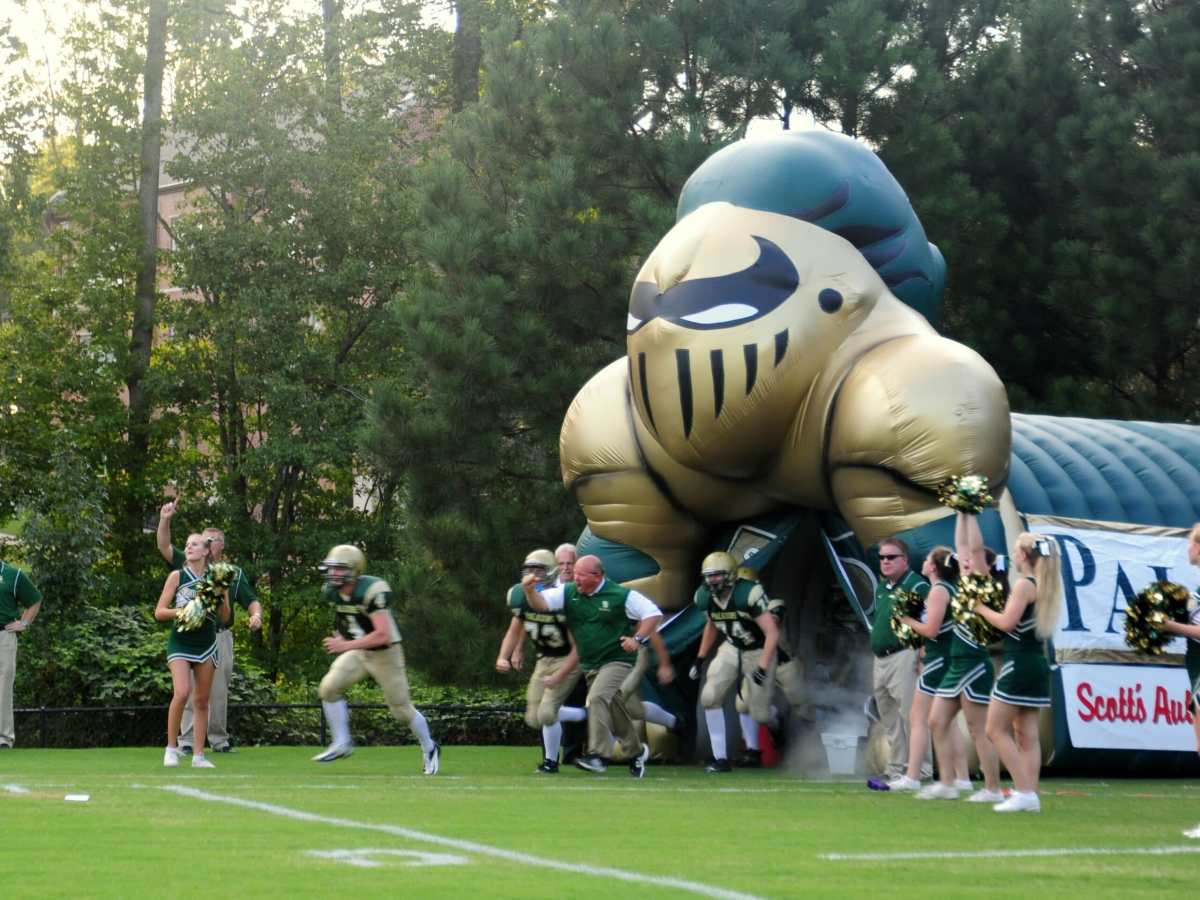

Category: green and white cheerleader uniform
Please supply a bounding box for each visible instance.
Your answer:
[936,580,994,703]
[165,566,218,665]
[1187,595,1200,707]
[917,582,957,696]
[991,576,1051,707]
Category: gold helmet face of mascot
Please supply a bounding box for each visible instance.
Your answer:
[625,132,947,478]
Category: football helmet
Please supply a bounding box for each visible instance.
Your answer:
[522,548,557,583]
[701,551,737,595]
[320,544,366,588]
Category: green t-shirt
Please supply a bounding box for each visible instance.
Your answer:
[559,580,639,672]
[171,547,257,630]
[870,569,929,656]
[507,584,571,658]
[0,561,42,625]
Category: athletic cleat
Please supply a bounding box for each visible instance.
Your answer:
[574,755,607,773]
[704,757,733,773]
[629,742,650,778]
[966,788,1006,803]
[191,755,215,769]
[916,782,960,800]
[178,745,193,756]
[213,743,234,753]
[735,748,763,768]
[993,791,1040,813]
[886,775,921,792]
[866,777,890,791]
[423,742,441,775]
[312,743,354,763]
[536,758,559,774]
[163,747,180,768]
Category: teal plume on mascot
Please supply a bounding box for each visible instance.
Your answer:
[560,131,1010,608]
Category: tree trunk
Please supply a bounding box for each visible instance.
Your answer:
[451,0,483,111]
[124,0,168,574]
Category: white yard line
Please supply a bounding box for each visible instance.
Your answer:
[162,784,764,900]
[820,846,1200,862]
[2,784,30,794]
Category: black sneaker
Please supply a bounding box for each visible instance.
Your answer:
[178,745,193,756]
[536,758,559,774]
[735,748,763,768]
[629,742,650,779]
[704,757,733,773]
[213,743,234,753]
[574,755,607,774]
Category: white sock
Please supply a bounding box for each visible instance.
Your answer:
[542,722,563,761]
[322,700,351,747]
[740,714,760,751]
[705,708,727,760]
[408,709,435,753]
[642,701,677,730]
[558,706,587,723]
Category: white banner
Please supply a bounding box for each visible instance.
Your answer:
[1059,664,1196,751]
[1029,523,1193,653]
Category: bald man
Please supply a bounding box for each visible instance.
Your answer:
[523,555,674,777]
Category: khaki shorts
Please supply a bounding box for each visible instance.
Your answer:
[526,654,582,728]
[319,644,416,723]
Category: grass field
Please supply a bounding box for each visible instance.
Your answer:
[2,746,1198,899]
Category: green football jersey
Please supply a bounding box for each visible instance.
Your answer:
[507,584,570,658]
[0,561,42,626]
[692,578,774,651]
[323,574,401,644]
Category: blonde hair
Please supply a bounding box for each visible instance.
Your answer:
[1014,532,1062,638]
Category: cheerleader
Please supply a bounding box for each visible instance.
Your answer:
[154,534,231,769]
[1161,522,1200,837]
[974,532,1062,812]
[917,511,1004,802]
[893,547,971,793]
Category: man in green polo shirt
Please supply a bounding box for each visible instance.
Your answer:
[158,501,262,753]
[869,537,931,787]
[523,554,674,777]
[1,557,43,749]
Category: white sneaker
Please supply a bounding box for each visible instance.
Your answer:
[191,755,215,769]
[953,779,973,792]
[163,747,180,768]
[886,775,921,792]
[967,788,1006,803]
[993,791,1040,812]
[312,743,353,763]
[422,742,440,775]
[916,782,960,800]
[629,742,650,779]
[1183,824,1200,839]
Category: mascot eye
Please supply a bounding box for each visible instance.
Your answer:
[818,288,843,313]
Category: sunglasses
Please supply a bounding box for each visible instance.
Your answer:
[878,554,903,561]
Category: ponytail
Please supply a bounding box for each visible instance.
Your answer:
[1016,532,1062,638]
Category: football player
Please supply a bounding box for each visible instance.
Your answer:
[496,549,587,773]
[691,551,801,772]
[313,544,440,774]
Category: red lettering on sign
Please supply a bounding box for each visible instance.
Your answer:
[1152,686,1196,725]
[1074,681,1148,723]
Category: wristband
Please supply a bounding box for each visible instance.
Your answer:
[635,634,650,648]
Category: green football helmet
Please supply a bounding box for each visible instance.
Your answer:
[320,544,365,588]
[701,551,737,595]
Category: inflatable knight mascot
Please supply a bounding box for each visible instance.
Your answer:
[560,131,1011,608]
